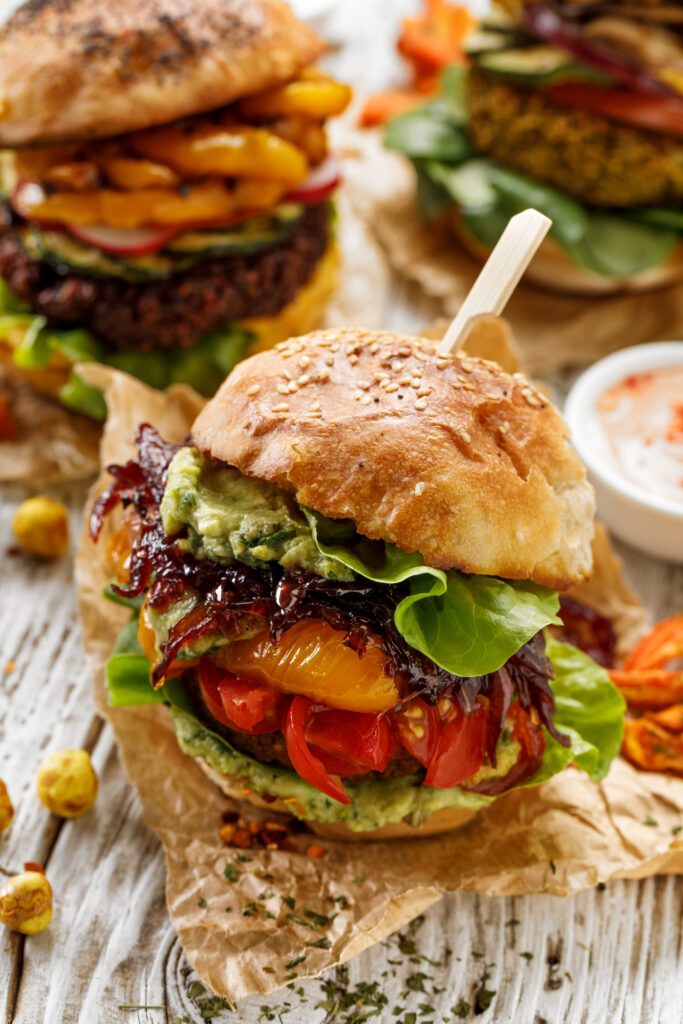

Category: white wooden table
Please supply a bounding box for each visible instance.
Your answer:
[2,2,683,1021]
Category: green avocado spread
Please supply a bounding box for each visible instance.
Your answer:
[161,447,352,580]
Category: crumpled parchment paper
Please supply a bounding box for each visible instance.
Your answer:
[334,124,683,377]
[75,335,683,1005]
[0,188,389,486]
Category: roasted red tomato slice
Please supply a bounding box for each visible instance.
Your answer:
[283,696,350,804]
[198,661,283,734]
[424,703,488,789]
[546,83,683,139]
[466,703,546,797]
[393,697,441,769]
[305,706,394,777]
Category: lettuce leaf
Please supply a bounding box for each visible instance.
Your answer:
[304,509,560,677]
[385,66,681,278]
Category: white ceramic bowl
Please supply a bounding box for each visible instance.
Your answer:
[565,342,683,563]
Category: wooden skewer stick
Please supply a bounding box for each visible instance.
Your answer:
[438,208,551,356]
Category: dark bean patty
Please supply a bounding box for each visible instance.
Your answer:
[467,66,683,208]
[0,203,330,353]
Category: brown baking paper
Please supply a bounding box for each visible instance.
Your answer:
[334,124,683,376]
[0,190,389,487]
[76,353,683,1004]
[0,365,101,486]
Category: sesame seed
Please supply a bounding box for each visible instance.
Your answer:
[298,374,310,386]
[392,361,404,373]
[500,421,510,434]
[436,358,449,370]
[272,403,289,413]
[299,355,310,369]
[324,355,334,366]
[246,384,260,396]
[460,382,475,392]
[461,431,472,443]
[410,379,421,389]
[385,383,399,393]
[330,343,339,352]
[416,386,432,397]
[399,376,412,387]
[349,354,359,366]
[524,393,543,408]
[276,383,289,395]
[358,380,370,391]
[398,346,412,357]
[309,400,321,411]
[379,377,390,388]
[460,362,473,373]
[413,367,423,377]
[307,410,322,419]
[370,343,380,354]
[415,397,428,410]
[318,370,330,382]
[361,395,372,405]
[414,482,426,496]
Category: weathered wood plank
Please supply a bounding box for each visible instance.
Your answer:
[1,1,683,1021]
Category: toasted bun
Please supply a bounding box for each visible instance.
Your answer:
[197,758,479,841]
[192,327,595,589]
[0,0,324,146]
[448,210,683,297]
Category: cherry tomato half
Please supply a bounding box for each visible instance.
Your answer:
[198,661,283,734]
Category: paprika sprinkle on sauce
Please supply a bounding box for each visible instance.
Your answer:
[597,367,683,506]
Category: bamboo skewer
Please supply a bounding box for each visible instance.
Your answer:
[438,209,551,356]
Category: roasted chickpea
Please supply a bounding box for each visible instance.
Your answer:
[0,780,13,832]
[0,868,53,934]
[12,496,69,558]
[37,749,98,818]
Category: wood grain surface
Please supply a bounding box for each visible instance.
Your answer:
[1,2,683,1022]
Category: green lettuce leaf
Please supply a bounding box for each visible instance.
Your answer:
[537,634,626,783]
[303,509,560,677]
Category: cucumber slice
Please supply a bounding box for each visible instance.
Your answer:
[476,45,610,86]
[21,226,186,281]
[166,204,304,256]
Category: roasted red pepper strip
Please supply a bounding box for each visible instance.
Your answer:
[282,697,350,804]
[623,718,683,776]
[199,661,283,734]
[424,702,488,789]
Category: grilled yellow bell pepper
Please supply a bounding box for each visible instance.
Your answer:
[22,179,287,229]
[128,124,309,184]
[237,74,352,121]
[100,156,180,189]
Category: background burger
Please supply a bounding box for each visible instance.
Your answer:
[90,327,625,839]
[0,0,350,418]
[386,0,683,296]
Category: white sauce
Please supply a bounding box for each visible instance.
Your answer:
[598,367,683,506]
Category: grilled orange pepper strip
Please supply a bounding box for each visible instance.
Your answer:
[238,74,352,121]
[623,718,683,775]
[21,179,286,229]
[99,156,179,189]
[129,124,309,184]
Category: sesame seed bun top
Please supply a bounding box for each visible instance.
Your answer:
[191,327,595,589]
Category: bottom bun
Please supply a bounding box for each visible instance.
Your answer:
[197,758,480,842]
[446,210,683,297]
